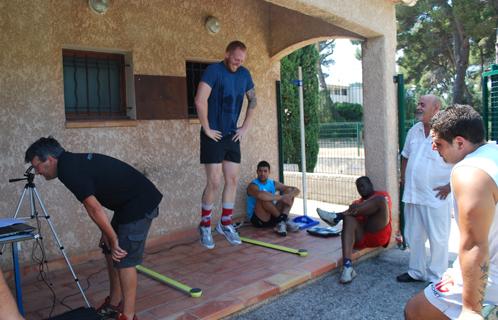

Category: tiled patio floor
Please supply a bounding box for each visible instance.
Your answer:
[15,218,379,320]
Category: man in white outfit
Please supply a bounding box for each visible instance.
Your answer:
[405,105,498,319]
[397,95,453,283]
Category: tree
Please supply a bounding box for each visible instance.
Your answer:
[397,0,498,105]
[281,45,320,173]
[317,40,335,90]
[335,102,363,122]
[316,40,342,123]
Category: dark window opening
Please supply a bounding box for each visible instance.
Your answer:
[62,49,127,121]
[186,61,212,118]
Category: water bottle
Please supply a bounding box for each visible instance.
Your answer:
[395,231,405,250]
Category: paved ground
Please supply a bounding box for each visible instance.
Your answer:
[15,198,460,319]
[230,248,434,320]
[230,199,460,320]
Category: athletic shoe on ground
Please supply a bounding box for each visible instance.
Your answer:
[340,266,357,284]
[116,313,138,320]
[199,225,215,249]
[274,221,287,236]
[316,208,339,227]
[286,220,300,233]
[216,222,242,245]
[97,296,122,319]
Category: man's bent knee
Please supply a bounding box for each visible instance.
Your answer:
[260,199,276,209]
[224,174,238,187]
[206,178,222,191]
[342,216,358,229]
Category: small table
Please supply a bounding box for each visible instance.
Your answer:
[0,232,38,316]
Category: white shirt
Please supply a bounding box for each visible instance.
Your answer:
[402,122,453,208]
[451,143,498,302]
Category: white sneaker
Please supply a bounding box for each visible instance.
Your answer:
[286,220,300,233]
[339,266,357,284]
[199,226,215,249]
[316,208,339,227]
[274,221,287,236]
[216,222,241,245]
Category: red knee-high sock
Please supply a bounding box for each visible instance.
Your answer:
[221,208,233,226]
[200,208,212,227]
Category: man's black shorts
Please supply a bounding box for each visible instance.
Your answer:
[250,214,279,228]
[200,130,241,164]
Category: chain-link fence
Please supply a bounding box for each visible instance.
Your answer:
[282,118,420,206]
[483,66,498,141]
[284,121,365,205]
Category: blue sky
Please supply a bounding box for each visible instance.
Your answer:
[325,39,362,85]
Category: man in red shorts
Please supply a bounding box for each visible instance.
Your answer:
[317,176,392,284]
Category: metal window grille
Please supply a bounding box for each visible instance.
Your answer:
[62,49,127,120]
[186,61,212,118]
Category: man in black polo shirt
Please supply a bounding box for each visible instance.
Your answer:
[25,137,162,320]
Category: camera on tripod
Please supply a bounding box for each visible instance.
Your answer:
[8,166,35,184]
[5,165,91,307]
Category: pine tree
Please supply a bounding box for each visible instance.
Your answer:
[280,45,320,173]
[397,0,498,105]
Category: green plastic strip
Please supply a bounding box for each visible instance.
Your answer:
[240,236,308,257]
[136,265,202,298]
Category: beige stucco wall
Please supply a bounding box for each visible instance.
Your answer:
[0,0,399,266]
[0,0,280,265]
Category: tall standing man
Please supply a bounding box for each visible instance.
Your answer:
[25,137,163,320]
[405,105,498,319]
[195,40,257,249]
[397,95,453,283]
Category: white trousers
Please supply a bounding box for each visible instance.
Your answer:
[404,203,451,282]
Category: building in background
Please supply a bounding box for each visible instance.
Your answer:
[328,83,363,104]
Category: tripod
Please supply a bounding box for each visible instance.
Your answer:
[6,166,90,308]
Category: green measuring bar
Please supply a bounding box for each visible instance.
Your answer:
[136,265,202,298]
[240,236,308,257]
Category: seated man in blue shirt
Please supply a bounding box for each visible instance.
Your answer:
[246,161,300,236]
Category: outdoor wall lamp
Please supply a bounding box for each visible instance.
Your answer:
[205,16,221,34]
[89,0,110,15]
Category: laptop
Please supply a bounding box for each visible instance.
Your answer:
[0,223,35,238]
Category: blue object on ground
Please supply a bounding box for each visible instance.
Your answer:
[306,226,341,237]
[292,215,319,230]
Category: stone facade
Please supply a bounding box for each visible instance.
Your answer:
[0,0,399,266]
